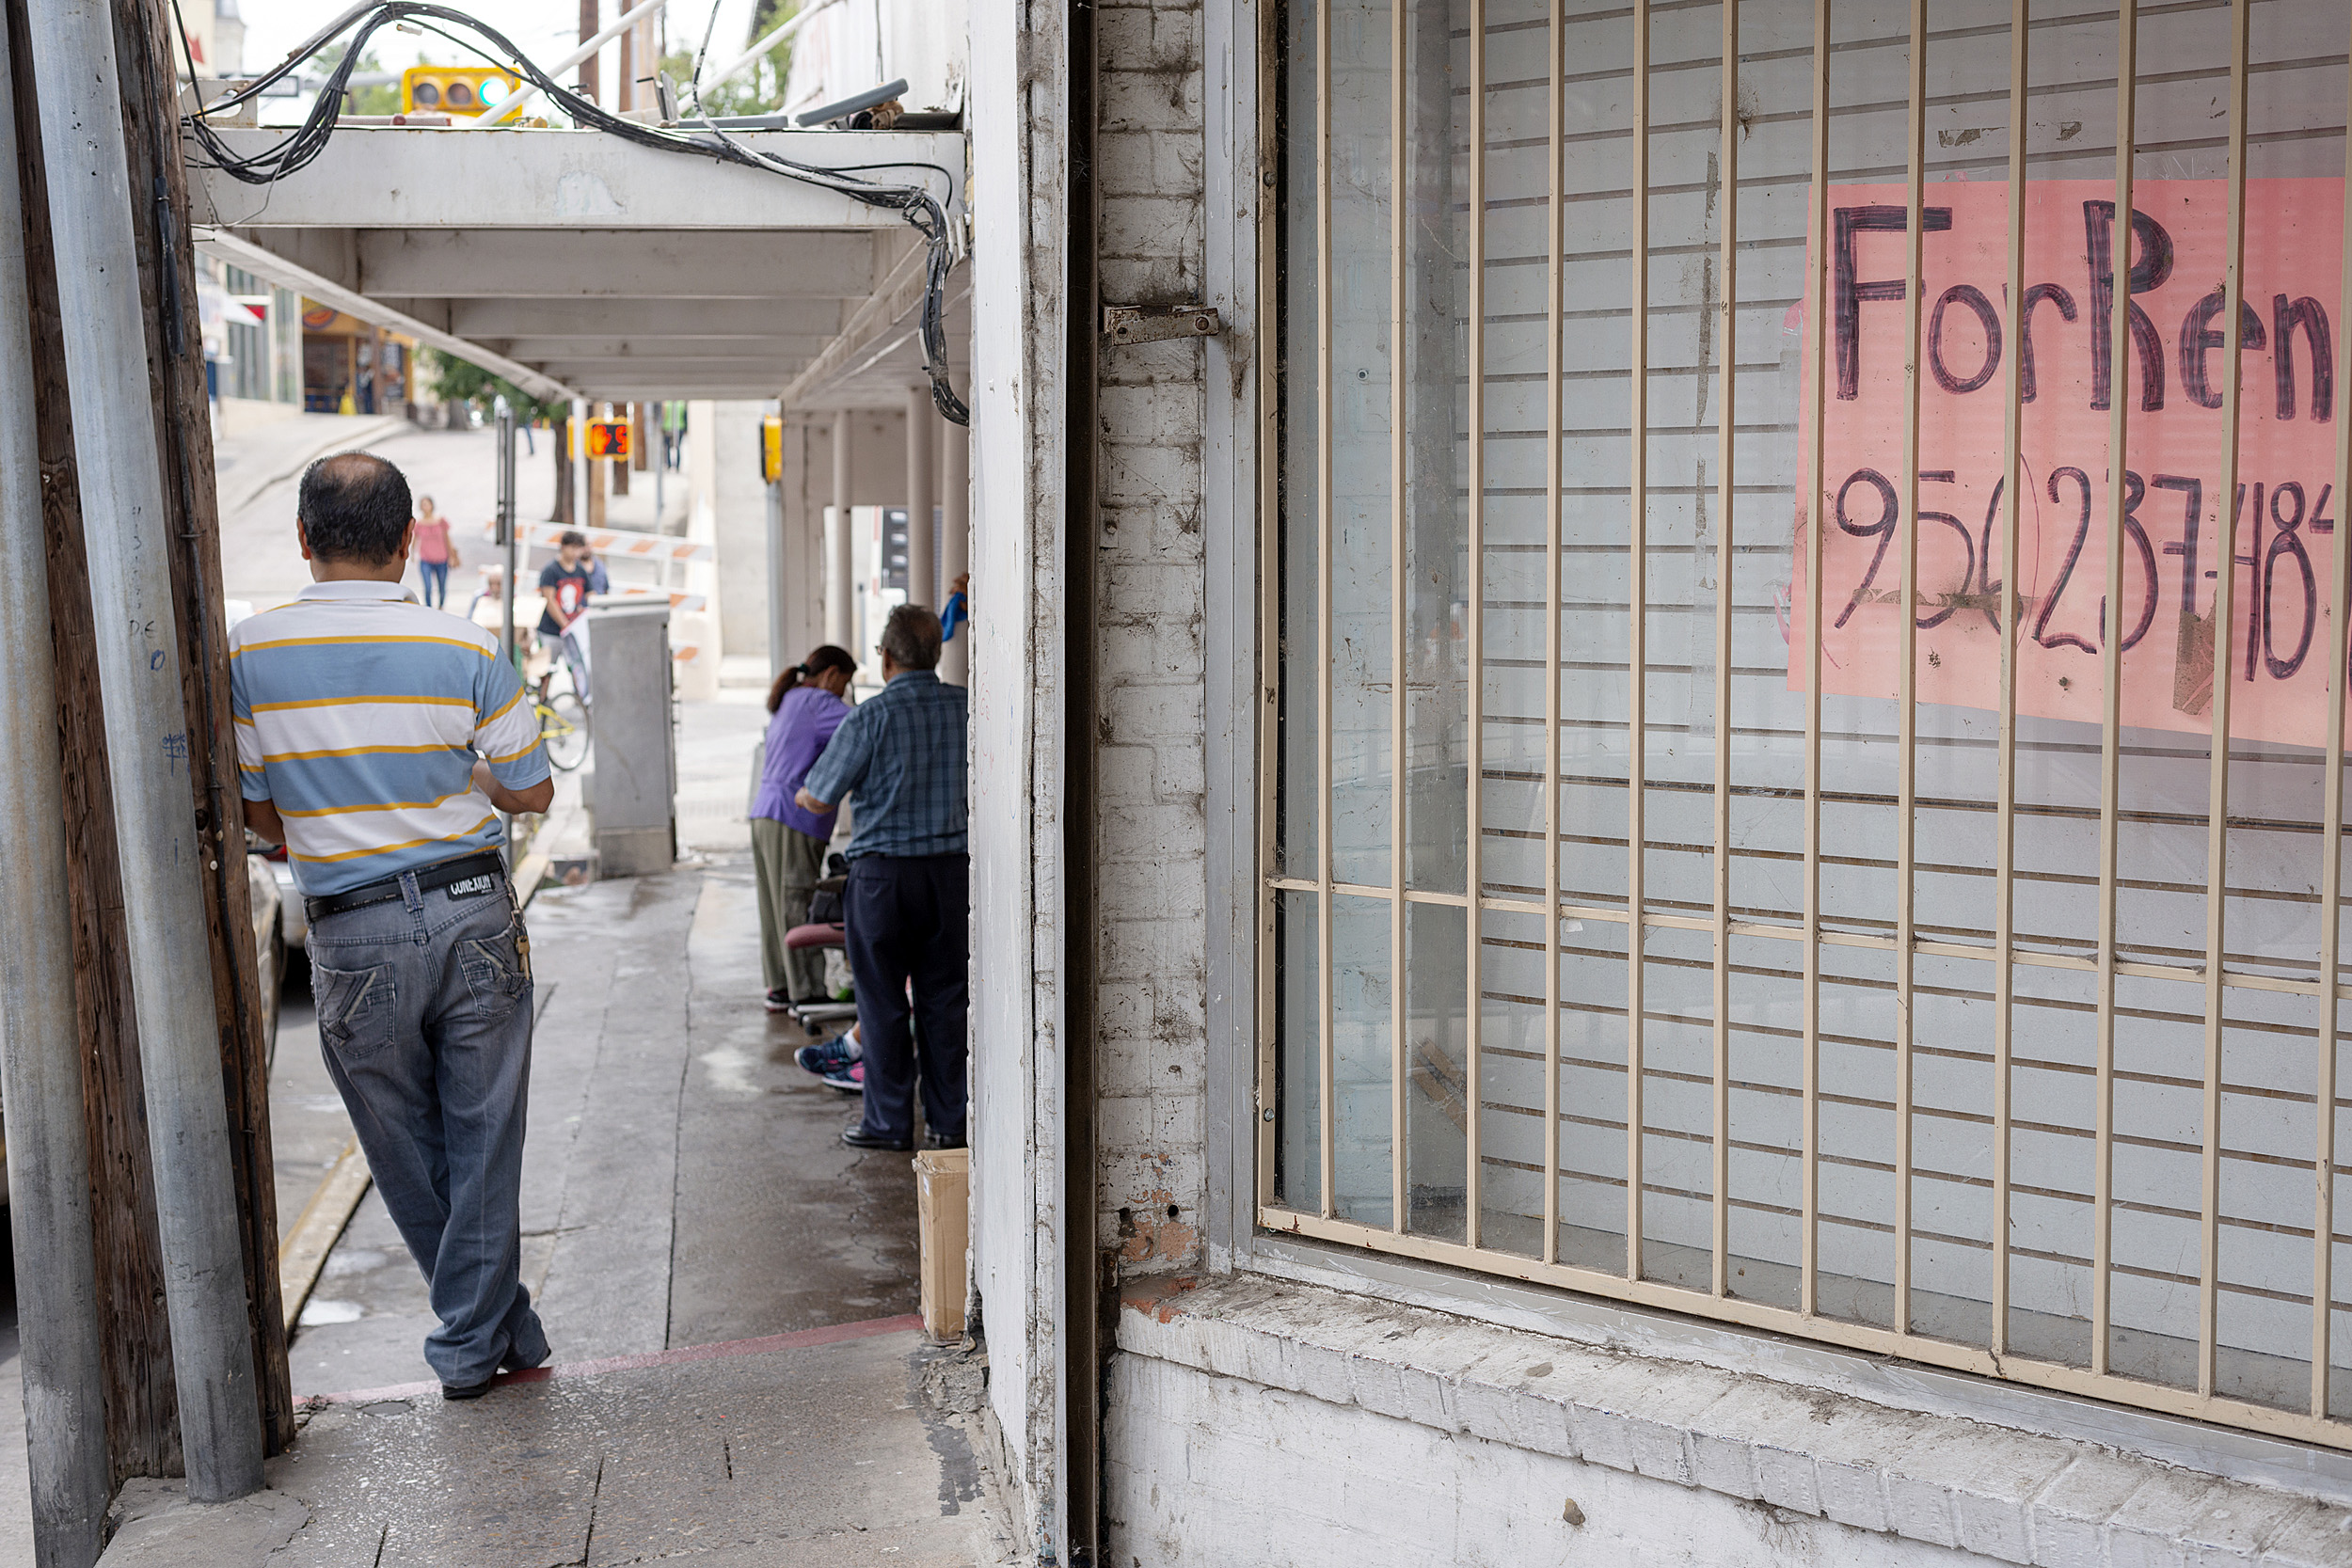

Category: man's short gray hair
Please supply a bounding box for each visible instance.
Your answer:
[881,603,943,672]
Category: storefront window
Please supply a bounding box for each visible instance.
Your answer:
[1264,0,2352,1445]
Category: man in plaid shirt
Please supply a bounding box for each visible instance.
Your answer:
[798,604,969,1150]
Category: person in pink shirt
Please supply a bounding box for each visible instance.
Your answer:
[411,494,461,609]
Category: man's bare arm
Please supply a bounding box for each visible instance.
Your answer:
[794,786,831,815]
[474,760,555,816]
[245,797,284,845]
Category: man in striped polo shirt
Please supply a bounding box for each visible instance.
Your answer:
[233,451,554,1401]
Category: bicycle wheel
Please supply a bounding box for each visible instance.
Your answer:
[542,692,591,772]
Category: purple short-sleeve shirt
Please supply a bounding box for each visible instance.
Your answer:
[752,684,851,840]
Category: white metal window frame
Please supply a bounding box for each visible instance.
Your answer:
[1205,0,2352,1454]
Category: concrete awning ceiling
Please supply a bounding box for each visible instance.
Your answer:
[189,124,966,404]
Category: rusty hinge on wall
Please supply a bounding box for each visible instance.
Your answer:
[1103,304,1223,345]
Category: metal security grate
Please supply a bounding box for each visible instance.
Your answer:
[1258,0,2352,1447]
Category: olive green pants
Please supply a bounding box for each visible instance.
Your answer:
[750,816,830,998]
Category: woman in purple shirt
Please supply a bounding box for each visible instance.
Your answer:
[753,644,858,1011]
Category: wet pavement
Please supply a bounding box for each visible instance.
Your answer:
[104,1323,1006,1566]
[23,416,1004,1562]
[85,680,1003,1562]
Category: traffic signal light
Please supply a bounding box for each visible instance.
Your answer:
[761,417,784,483]
[585,420,632,461]
[402,66,520,117]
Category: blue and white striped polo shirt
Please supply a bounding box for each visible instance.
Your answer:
[230,580,549,896]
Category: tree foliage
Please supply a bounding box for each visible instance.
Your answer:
[420,348,561,427]
[314,42,401,116]
[663,0,798,118]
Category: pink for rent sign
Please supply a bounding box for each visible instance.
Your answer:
[1788,180,2346,747]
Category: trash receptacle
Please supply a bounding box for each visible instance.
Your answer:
[587,601,675,877]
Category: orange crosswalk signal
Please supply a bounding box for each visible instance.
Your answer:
[402,66,521,117]
[586,420,632,461]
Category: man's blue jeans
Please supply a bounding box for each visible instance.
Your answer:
[306,868,547,1386]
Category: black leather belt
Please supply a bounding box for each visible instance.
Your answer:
[306,849,509,920]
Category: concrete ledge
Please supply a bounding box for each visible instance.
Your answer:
[1117,1275,2352,1568]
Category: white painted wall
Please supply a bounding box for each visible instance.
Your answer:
[966,0,1070,1560]
[1107,1356,2017,1568]
[1091,0,1214,1276]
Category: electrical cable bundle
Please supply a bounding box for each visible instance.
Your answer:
[183,1,969,425]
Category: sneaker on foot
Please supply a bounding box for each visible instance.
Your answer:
[821,1061,865,1094]
[795,1031,861,1076]
[441,1377,495,1402]
[763,989,794,1013]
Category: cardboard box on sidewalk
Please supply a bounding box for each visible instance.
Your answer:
[914,1147,970,1340]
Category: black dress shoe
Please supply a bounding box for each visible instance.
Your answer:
[441,1378,495,1402]
[925,1131,966,1150]
[842,1120,913,1151]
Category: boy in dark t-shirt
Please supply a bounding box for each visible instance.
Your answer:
[537,530,595,701]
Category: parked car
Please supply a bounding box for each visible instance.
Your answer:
[257,839,308,955]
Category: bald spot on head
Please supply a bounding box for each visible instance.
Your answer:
[298,451,413,563]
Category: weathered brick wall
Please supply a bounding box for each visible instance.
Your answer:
[1093,0,1210,1272]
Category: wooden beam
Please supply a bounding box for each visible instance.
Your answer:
[110,0,294,1456]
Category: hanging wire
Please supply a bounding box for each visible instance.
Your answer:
[185,1,969,424]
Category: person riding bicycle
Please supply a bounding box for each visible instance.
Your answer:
[536,531,594,703]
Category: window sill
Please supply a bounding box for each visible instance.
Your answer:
[1236,1232,2352,1508]
[1119,1267,2352,1568]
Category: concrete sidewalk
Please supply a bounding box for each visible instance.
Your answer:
[94,693,1008,1564]
[214,406,405,520]
[100,1323,1010,1566]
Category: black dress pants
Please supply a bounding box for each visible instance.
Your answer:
[843,852,970,1142]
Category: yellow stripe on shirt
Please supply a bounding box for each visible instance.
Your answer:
[287,816,499,863]
[260,741,467,764]
[277,788,478,819]
[250,694,475,714]
[233,633,494,658]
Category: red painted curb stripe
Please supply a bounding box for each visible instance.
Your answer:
[304,1312,927,1406]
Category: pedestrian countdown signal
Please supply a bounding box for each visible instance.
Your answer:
[586,420,632,461]
[402,67,519,116]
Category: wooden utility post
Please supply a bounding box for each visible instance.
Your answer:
[110,0,294,1457]
[554,415,576,522]
[578,0,599,103]
[616,12,635,114]
[1,0,295,1493]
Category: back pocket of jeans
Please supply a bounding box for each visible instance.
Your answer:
[312,962,396,1060]
[459,926,529,1022]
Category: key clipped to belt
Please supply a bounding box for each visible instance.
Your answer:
[508,885,534,984]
